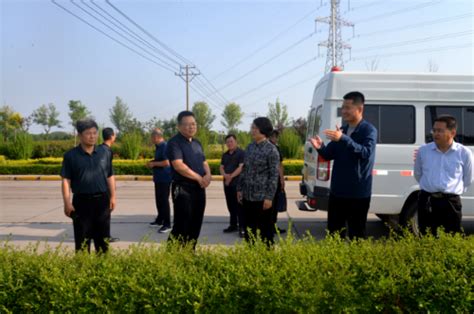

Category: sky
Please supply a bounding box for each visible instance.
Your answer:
[1,0,473,134]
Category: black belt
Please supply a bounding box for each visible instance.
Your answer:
[421,190,458,199]
[75,192,107,199]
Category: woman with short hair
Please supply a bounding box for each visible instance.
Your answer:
[237,117,280,245]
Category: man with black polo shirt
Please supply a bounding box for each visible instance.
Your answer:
[61,119,115,253]
[220,134,245,237]
[166,111,212,247]
[98,127,119,243]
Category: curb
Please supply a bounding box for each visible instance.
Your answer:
[0,175,302,182]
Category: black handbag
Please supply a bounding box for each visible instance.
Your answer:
[275,191,287,212]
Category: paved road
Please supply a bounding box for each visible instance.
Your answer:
[1,181,472,250]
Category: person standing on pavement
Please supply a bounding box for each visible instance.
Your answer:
[310,91,377,239]
[98,127,119,243]
[220,134,245,237]
[269,129,286,234]
[237,117,280,245]
[61,119,115,253]
[414,115,473,235]
[146,128,172,234]
[166,111,212,248]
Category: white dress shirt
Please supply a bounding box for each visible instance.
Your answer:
[414,141,473,195]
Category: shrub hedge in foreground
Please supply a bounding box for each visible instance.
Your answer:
[0,233,472,313]
[0,159,305,176]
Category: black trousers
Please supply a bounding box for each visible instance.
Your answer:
[168,183,206,248]
[328,194,371,239]
[242,199,274,245]
[418,190,462,235]
[72,193,110,253]
[272,188,283,225]
[223,185,243,228]
[154,182,171,227]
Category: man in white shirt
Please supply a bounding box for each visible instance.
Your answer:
[414,115,473,235]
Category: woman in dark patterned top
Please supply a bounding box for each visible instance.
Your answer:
[237,117,280,245]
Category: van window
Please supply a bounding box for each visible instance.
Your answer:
[306,108,315,140]
[425,106,474,145]
[313,105,322,136]
[362,105,416,144]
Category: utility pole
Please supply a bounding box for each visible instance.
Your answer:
[316,0,354,73]
[175,65,200,111]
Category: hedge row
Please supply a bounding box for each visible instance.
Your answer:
[0,233,472,312]
[0,159,304,176]
[0,141,232,160]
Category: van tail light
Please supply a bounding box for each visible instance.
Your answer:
[308,197,317,208]
[317,155,331,181]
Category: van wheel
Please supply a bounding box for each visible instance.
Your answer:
[399,198,420,236]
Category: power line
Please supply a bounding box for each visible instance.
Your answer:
[350,42,472,61]
[88,0,182,66]
[198,73,231,105]
[243,72,323,109]
[210,6,322,80]
[361,30,473,51]
[211,32,316,95]
[354,0,443,24]
[70,0,178,70]
[349,13,473,40]
[105,0,195,66]
[343,0,385,13]
[232,56,319,101]
[51,0,175,73]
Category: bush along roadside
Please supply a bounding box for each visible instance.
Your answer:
[0,232,472,312]
[0,159,305,176]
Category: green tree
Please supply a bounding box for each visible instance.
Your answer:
[221,102,243,133]
[192,101,215,131]
[109,97,133,134]
[31,103,62,136]
[0,106,23,140]
[68,100,91,128]
[267,98,289,131]
[292,117,308,143]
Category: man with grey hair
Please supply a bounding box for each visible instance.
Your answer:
[61,119,115,253]
[147,128,172,233]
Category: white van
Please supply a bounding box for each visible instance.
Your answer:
[298,70,474,231]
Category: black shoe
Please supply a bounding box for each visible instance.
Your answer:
[149,221,163,227]
[158,226,172,234]
[277,227,286,234]
[108,237,120,243]
[239,229,246,238]
[223,225,238,233]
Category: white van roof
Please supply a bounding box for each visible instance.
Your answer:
[318,71,474,103]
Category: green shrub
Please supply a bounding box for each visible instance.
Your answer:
[279,128,303,159]
[0,159,304,175]
[8,132,34,160]
[236,131,251,150]
[119,132,143,160]
[32,140,75,158]
[0,233,472,312]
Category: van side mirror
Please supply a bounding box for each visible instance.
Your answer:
[308,147,313,153]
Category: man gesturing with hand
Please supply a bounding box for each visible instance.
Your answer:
[310,91,377,239]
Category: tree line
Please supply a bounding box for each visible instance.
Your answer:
[0,97,308,143]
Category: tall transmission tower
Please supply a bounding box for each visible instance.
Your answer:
[316,0,354,72]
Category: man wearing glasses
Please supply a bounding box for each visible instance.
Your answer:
[415,115,473,235]
[166,111,212,248]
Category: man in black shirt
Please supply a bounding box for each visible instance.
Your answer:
[98,127,119,243]
[61,119,115,253]
[166,111,212,248]
[220,134,245,237]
